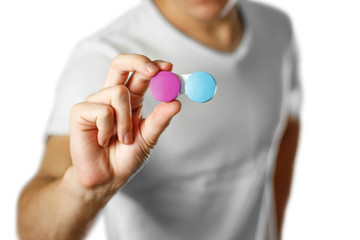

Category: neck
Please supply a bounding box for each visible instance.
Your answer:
[154,0,243,52]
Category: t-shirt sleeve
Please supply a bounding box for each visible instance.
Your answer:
[284,35,303,118]
[45,39,117,139]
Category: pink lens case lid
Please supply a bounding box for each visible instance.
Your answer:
[149,71,181,102]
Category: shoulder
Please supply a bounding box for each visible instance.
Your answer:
[73,2,150,55]
[246,1,293,27]
[244,1,295,41]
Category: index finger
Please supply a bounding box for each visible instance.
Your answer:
[125,60,173,96]
[103,54,159,89]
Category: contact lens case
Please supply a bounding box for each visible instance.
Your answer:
[149,71,217,103]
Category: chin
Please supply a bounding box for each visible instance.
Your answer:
[186,0,229,20]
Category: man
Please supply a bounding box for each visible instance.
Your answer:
[17,0,301,239]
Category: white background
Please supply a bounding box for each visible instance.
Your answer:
[1,0,359,239]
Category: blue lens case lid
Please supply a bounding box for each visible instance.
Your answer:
[184,71,217,103]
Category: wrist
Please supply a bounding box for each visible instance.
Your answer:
[61,167,117,210]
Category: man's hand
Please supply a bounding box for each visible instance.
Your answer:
[17,54,181,240]
[69,54,181,194]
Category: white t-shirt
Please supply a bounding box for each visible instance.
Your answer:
[46,0,302,239]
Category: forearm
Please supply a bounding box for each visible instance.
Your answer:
[273,116,300,238]
[17,167,111,240]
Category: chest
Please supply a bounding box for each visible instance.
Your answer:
[141,55,284,178]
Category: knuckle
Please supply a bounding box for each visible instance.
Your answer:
[84,94,94,102]
[70,103,87,124]
[84,91,99,102]
[153,59,165,65]
[131,54,152,70]
[118,119,132,132]
[113,85,128,96]
[112,53,123,65]
[101,105,114,119]
[112,53,150,65]
[70,103,82,116]
[135,54,151,64]
[111,54,153,73]
[109,54,124,71]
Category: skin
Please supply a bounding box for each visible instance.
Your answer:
[273,116,300,239]
[17,1,300,239]
[154,0,243,52]
[18,56,181,240]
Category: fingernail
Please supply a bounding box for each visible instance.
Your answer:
[145,62,158,73]
[159,61,171,69]
[124,132,133,144]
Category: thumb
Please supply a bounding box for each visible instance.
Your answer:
[140,100,181,147]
